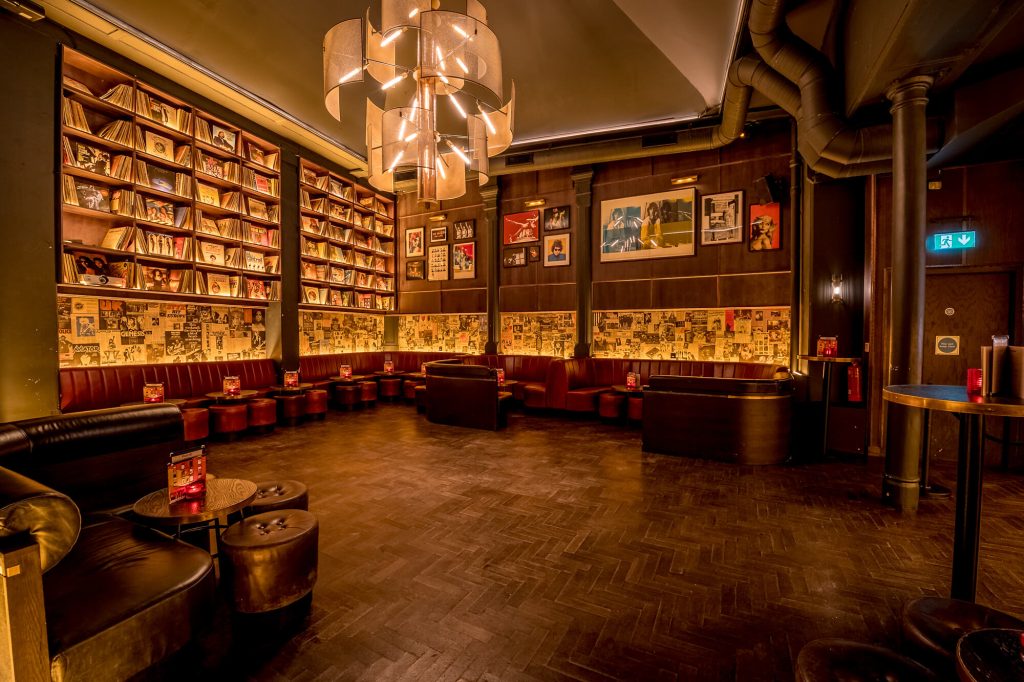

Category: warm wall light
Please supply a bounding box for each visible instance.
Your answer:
[670,175,699,186]
[428,213,447,222]
[831,274,844,303]
[524,199,545,208]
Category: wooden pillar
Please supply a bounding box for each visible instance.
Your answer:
[571,167,594,358]
[883,75,933,512]
[481,184,501,353]
[0,537,49,681]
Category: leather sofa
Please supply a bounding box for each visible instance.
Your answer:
[298,352,464,389]
[0,405,216,680]
[462,354,556,407]
[641,374,794,464]
[425,363,511,430]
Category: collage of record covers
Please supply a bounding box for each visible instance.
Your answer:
[499,312,576,358]
[299,311,383,355]
[592,307,790,364]
[397,314,488,354]
[58,295,267,367]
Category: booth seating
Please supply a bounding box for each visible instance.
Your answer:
[642,374,794,464]
[0,405,215,681]
[297,352,464,390]
[795,639,938,681]
[247,398,278,433]
[426,363,511,430]
[462,354,557,405]
[303,389,329,419]
[402,377,422,402]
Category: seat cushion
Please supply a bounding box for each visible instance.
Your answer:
[522,384,546,409]
[565,387,610,413]
[44,516,215,681]
[902,597,1024,675]
[795,639,937,682]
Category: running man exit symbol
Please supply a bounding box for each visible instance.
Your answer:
[931,231,976,250]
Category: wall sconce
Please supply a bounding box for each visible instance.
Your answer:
[831,274,844,304]
[427,214,447,222]
[524,198,546,208]
[670,174,699,186]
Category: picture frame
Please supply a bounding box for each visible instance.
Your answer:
[599,187,696,262]
[700,190,745,245]
[453,220,476,240]
[502,247,527,267]
[527,245,541,262]
[405,227,424,258]
[405,260,425,280]
[502,210,539,245]
[543,205,570,232]
[210,124,237,153]
[543,233,570,267]
[430,226,448,242]
[428,244,449,280]
[748,202,782,251]
[452,242,476,279]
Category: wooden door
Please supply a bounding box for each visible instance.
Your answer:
[923,271,1013,459]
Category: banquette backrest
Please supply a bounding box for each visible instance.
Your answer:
[462,354,556,382]
[297,352,463,380]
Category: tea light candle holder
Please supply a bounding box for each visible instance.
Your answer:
[283,370,299,388]
[143,383,165,403]
[626,372,637,390]
[222,375,241,396]
[420,363,427,375]
[496,368,505,385]
[966,368,983,395]
[384,360,394,374]
[340,364,352,380]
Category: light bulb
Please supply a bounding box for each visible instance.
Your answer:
[380,27,405,48]
[436,157,447,179]
[387,151,403,173]
[408,8,419,18]
[455,57,469,74]
[445,139,471,165]
[450,95,467,118]
[477,104,496,134]
[381,73,407,90]
[338,67,361,84]
[452,25,468,38]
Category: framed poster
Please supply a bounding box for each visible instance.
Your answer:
[502,210,539,245]
[405,227,424,257]
[428,244,449,280]
[452,242,475,279]
[543,234,570,267]
[543,205,570,231]
[700,190,744,245]
[406,260,424,280]
[429,225,448,242]
[748,202,782,251]
[527,244,541,262]
[502,247,526,267]
[454,220,475,240]
[599,188,696,262]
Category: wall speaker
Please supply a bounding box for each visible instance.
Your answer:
[753,175,780,204]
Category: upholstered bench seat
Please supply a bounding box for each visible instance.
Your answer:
[246,398,277,432]
[210,404,248,439]
[274,394,305,426]
[565,387,611,413]
[181,407,209,441]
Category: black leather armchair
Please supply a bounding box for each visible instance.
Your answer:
[0,405,215,681]
[425,363,511,430]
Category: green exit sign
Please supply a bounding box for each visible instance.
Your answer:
[932,231,976,251]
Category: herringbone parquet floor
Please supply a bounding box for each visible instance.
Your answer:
[149,405,1024,681]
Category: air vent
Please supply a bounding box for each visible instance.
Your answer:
[641,132,678,148]
[504,153,534,167]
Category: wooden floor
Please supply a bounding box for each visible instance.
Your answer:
[148,404,1024,681]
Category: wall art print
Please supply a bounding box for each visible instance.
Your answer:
[749,202,782,251]
[499,312,576,358]
[543,205,570,232]
[700,190,744,245]
[600,187,695,262]
[502,210,539,245]
[543,233,570,267]
[299,311,383,355]
[397,314,488,354]
[452,242,476,279]
[405,226,424,257]
[428,244,449,280]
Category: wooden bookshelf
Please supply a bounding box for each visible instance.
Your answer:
[59,48,282,303]
[298,157,396,312]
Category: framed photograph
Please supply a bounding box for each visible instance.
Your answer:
[406,227,424,257]
[700,190,745,245]
[502,210,539,245]
[428,244,449,280]
[145,131,174,162]
[406,260,425,280]
[544,206,570,232]
[748,202,782,251]
[527,245,541,262]
[430,226,448,242]
[210,124,237,153]
[452,242,475,279]
[454,220,475,240]
[599,187,696,262]
[502,247,526,267]
[543,234,570,267]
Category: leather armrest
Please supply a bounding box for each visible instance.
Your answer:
[0,467,80,572]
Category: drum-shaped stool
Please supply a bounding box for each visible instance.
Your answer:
[333,384,358,410]
[209,404,248,440]
[182,407,209,442]
[303,389,329,420]
[220,510,318,614]
[274,394,305,426]
[246,480,309,514]
[402,379,422,403]
[795,639,938,682]
[414,383,428,412]
[359,380,378,407]
[902,597,1024,677]
[627,396,643,422]
[598,392,625,420]
[379,377,401,402]
[247,398,277,433]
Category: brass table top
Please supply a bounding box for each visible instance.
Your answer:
[883,384,1024,417]
[133,478,257,526]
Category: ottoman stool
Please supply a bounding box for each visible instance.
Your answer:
[221,510,319,613]
[402,379,421,403]
[796,639,938,681]
[182,407,209,442]
[902,597,1024,677]
[303,389,329,420]
[246,480,309,514]
[247,398,277,433]
[333,384,358,410]
[209,404,248,440]
[414,383,428,412]
[359,380,378,407]
[627,396,643,422]
[379,377,401,402]
[598,392,625,420]
[274,394,305,426]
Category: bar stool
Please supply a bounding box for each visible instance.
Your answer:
[379,377,401,402]
[598,392,625,421]
[274,394,305,426]
[247,398,277,433]
[333,384,358,410]
[209,404,248,440]
[627,396,643,422]
[181,407,209,442]
[359,380,378,407]
[303,389,329,420]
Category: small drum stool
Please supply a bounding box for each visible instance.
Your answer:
[209,404,247,440]
[333,384,358,410]
[414,383,428,412]
[795,639,938,682]
[221,510,318,614]
[598,392,625,420]
[246,480,309,514]
[274,394,305,426]
[359,380,378,407]
[182,407,209,442]
[627,396,643,422]
[402,379,421,403]
[379,377,401,402]
[303,389,329,420]
[247,398,277,433]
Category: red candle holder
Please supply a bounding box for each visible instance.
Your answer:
[222,375,241,396]
[340,364,352,380]
[966,368,983,395]
[384,360,394,374]
[626,372,637,390]
[817,336,838,357]
[496,368,505,385]
[143,383,165,403]
[283,370,299,388]
[420,363,427,375]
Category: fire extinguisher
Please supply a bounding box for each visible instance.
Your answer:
[847,360,863,403]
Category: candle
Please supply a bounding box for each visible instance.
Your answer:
[340,364,352,380]
[222,375,241,396]
[496,368,505,385]
[626,372,637,390]
[143,383,164,403]
[283,370,299,388]
[384,360,394,374]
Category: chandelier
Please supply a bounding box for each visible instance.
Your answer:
[323,0,514,204]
